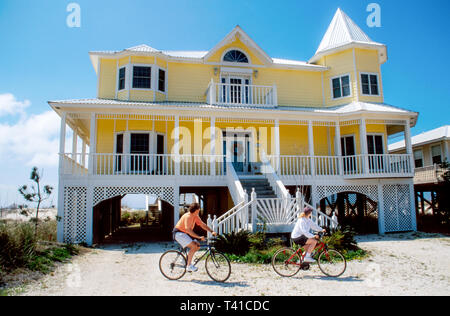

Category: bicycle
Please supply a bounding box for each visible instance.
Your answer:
[159,237,231,283]
[272,232,346,278]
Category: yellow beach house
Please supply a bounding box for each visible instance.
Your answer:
[50,9,419,245]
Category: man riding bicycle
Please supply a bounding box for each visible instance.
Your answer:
[291,207,326,263]
[173,203,217,272]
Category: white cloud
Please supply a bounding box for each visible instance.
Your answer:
[0,93,31,117]
[0,109,61,167]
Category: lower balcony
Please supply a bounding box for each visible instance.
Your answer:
[61,153,414,180]
[269,154,414,179]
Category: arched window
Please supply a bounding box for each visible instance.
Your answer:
[223,50,249,63]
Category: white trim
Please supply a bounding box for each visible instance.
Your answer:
[330,73,352,100]
[220,67,253,75]
[359,72,381,96]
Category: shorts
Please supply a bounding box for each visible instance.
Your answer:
[292,235,309,246]
[174,232,194,249]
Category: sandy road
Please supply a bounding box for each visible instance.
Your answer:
[20,232,450,296]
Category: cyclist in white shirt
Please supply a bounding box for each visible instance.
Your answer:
[291,207,326,263]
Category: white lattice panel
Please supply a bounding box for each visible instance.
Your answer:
[63,186,87,244]
[93,186,175,207]
[316,185,378,203]
[382,184,413,233]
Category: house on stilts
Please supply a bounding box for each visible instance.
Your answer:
[50,8,419,245]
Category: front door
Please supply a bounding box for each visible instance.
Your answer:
[223,132,252,173]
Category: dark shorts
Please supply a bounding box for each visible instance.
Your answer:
[292,235,308,246]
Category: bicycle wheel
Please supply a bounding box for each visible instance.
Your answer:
[205,250,231,283]
[272,247,302,277]
[159,250,187,280]
[317,249,347,277]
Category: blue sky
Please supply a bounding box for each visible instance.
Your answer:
[0,0,449,206]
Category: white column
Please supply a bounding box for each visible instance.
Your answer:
[174,115,180,175]
[308,120,315,176]
[210,117,216,176]
[359,118,369,175]
[59,112,67,157]
[444,140,450,163]
[335,122,343,176]
[81,140,87,167]
[88,113,97,175]
[404,119,414,172]
[274,119,280,171]
[377,184,386,234]
[57,112,67,243]
[72,129,78,161]
[173,185,180,228]
[85,185,94,246]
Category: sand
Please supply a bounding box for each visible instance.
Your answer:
[19,232,450,296]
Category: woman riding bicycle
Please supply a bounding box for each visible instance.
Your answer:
[173,203,217,272]
[291,207,326,263]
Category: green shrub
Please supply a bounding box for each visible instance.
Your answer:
[322,226,359,252]
[121,211,147,226]
[213,231,251,256]
[0,222,36,270]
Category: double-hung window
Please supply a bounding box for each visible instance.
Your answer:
[118,67,126,91]
[332,75,351,99]
[431,145,442,165]
[158,69,166,92]
[132,66,152,89]
[414,150,424,168]
[361,73,379,95]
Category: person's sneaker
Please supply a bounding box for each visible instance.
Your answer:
[187,265,198,272]
[303,255,316,263]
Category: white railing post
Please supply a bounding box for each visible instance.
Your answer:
[210,117,216,176]
[207,215,212,239]
[359,118,369,176]
[88,113,96,175]
[331,212,338,230]
[174,115,180,176]
[308,120,316,176]
[212,215,218,234]
[244,189,249,229]
[251,189,257,232]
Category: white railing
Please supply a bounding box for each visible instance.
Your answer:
[179,155,225,176]
[414,164,445,184]
[261,151,290,199]
[61,154,88,176]
[213,200,250,235]
[269,154,413,178]
[206,81,277,107]
[226,161,246,204]
[60,153,225,177]
[213,192,339,235]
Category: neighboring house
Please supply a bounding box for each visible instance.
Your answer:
[389,125,449,217]
[50,8,419,245]
[389,125,450,184]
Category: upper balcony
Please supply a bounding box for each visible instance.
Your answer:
[206,80,277,108]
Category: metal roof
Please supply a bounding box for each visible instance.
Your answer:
[389,125,450,151]
[310,8,387,63]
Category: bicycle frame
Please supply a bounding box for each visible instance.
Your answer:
[181,242,222,268]
[288,240,329,266]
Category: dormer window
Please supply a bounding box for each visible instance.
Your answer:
[223,50,249,63]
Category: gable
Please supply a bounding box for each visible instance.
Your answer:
[205,37,265,65]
